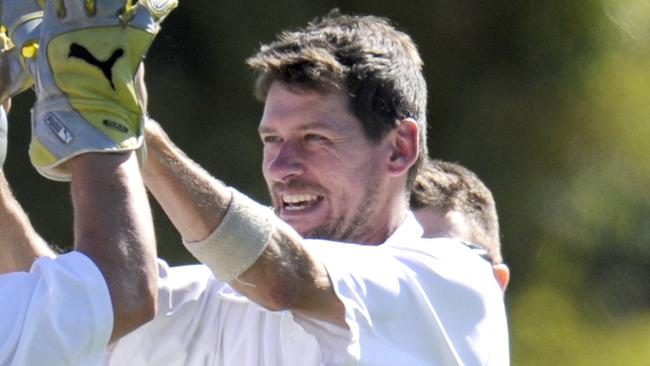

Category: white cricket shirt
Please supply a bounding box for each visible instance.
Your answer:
[298,213,510,365]
[108,213,509,365]
[0,252,113,366]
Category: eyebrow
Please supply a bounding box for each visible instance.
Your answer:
[258,120,336,135]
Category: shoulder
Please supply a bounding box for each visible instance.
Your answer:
[300,239,507,365]
[0,252,112,365]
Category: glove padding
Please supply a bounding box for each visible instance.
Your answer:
[31,0,177,181]
[0,105,7,170]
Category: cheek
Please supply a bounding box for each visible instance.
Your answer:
[261,162,273,188]
[261,146,274,163]
[329,172,362,204]
[261,148,275,173]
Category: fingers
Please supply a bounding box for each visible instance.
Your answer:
[139,0,178,22]
[38,0,177,26]
[42,0,122,22]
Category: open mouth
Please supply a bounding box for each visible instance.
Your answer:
[281,193,323,211]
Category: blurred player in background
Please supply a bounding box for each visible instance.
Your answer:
[411,157,509,291]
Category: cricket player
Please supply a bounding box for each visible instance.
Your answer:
[411,157,510,291]
[0,0,176,364]
[110,10,510,365]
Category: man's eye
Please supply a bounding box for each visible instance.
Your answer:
[304,134,326,142]
[262,135,281,144]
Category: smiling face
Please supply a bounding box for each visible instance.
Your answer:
[259,82,400,244]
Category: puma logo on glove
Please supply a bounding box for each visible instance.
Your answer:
[68,43,124,90]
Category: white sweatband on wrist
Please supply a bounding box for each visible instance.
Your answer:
[183,188,274,282]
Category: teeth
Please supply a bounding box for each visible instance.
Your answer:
[281,194,319,211]
[285,204,306,211]
[283,194,318,204]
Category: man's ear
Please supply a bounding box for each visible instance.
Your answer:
[493,264,510,293]
[387,118,419,176]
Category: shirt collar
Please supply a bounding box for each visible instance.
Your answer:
[382,211,423,247]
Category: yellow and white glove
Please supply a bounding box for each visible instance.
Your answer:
[1,0,42,171]
[31,0,177,181]
[0,0,42,100]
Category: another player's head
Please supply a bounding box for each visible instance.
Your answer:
[248,11,427,244]
[410,158,509,290]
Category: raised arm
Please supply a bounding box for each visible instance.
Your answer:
[0,170,56,274]
[0,102,56,274]
[70,151,157,342]
[1,0,176,343]
[0,2,176,363]
[0,98,157,342]
[142,120,345,327]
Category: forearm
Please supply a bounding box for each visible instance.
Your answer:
[0,170,56,274]
[142,120,231,242]
[232,227,346,327]
[70,152,157,343]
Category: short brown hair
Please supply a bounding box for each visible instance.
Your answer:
[410,158,503,264]
[246,10,428,186]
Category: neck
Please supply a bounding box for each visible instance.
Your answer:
[360,198,409,246]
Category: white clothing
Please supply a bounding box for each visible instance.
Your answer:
[297,214,510,365]
[107,262,324,366]
[109,213,509,366]
[0,252,113,366]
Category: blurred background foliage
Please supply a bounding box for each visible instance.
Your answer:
[4,0,650,364]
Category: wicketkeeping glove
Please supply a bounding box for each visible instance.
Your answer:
[31,0,177,181]
[0,0,42,100]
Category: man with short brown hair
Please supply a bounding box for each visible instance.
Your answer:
[110,11,510,365]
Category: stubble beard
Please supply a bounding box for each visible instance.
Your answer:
[305,171,379,244]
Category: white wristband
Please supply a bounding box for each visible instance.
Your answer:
[183,188,274,282]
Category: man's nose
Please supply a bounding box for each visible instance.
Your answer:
[266,141,305,182]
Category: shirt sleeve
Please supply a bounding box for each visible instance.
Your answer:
[0,251,113,366]
[295,238,509,366]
